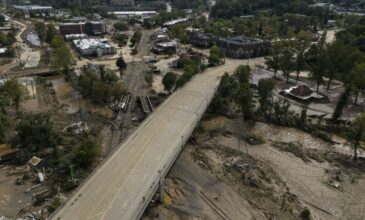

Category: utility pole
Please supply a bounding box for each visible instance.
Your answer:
[237,110,249,155]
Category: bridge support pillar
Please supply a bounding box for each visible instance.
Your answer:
[159,179,164,203]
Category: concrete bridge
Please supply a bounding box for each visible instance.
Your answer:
[0,67,64,78]
[50,61,242,220]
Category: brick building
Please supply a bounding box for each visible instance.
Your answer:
[59,21,107,35]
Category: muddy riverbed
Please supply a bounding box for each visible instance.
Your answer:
[144,115,365,220]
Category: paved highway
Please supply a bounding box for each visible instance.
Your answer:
[50,60,243,220]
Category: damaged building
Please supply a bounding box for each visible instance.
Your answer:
[191,32,271,59]
[281,84,326,102]
[152,41,177,54]
[151,29,177,54]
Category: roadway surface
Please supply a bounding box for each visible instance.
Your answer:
[50,60,242,220]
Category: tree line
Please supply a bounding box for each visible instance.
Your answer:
[265,29,365,121]
[210,65,365,161]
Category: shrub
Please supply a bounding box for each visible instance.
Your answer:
[300,208,311,220]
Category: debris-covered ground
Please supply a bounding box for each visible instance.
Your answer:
[144,115,365,220]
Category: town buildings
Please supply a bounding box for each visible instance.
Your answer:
[13,5,53,18]
[191,32,271,59]
[73,38,115,57]
[109,11,157,19]
[111,0,135,6]
[152,41,177,54]
[64,34,88,41]
[162,18,192,29]
[59,21,107,35]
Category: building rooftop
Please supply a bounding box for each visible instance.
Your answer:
[14,5,53,10]
[110,11,157,15]
[59,22,85,26]
[59,20,106,25]
[65,33,88,39]
[0,48,8,54]
[73,38,112,50]
[163,18,190,26]
[156,41,177,47]
[64,16,87,22]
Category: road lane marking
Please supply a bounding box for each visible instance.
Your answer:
[89,108,177,219]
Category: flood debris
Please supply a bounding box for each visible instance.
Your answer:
[28,156,42,167]
[224,157,258,186]
[62,121,89,134]
[7,165,30,176]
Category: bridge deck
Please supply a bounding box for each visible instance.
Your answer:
[50,61,240,220]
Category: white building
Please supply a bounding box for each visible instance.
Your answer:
[13,5,53,18]
[73,38,115,57]
[0,48,8,57]
[65,34,88,41]
[162,18,191,29]
[111,0,134,6]
[109,11,157,19]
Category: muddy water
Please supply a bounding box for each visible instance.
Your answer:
[45,76,80,114]
[247,122,329,149]
[246,122,364,157]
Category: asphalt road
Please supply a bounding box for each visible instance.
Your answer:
[50,60,242,220]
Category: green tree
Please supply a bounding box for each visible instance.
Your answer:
[347,63,365,105]
[0,79,26,112]
[74,137,100,168]
[279,42,294,82]
[234,65,251,84]
[16,113,61,152]
[235,84,254,120]
[293,40,309,81]
[170,24,189,44]
[332,88,350,121]
[175,71,193,89]
[34,21,47,42]
[217,72,239,99]
[0,112,9,143]
[258,78,276,114]
[113,22,129,31]
[209,45,224,65]
[100,66,119,84]
[51,45,73,70]
[130,31,142,47]
[50,35,64,49]
[51,35,73,70]
[116,56,127,69]
[0,15,5,26]
[79,70,125,104]
[326,41,352,90]
[265,42,282,78]
[162,72,177,93]
[306,45,329,92]
[347,112,365,161]
[46,24,57,44]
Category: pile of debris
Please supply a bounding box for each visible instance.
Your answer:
[326,169,346,191]
[62,122,89,134]
[224,157,258,186]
